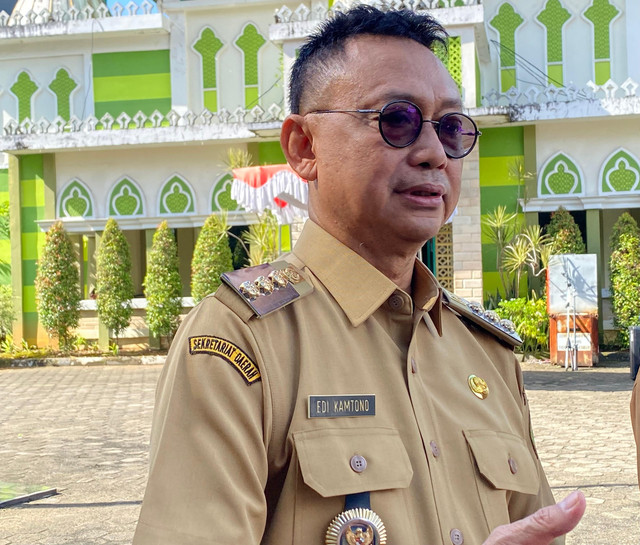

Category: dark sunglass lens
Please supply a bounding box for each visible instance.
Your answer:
[379,101,422,147]
[438,113,477,158]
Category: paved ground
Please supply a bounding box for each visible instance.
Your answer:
[0,358,638,544]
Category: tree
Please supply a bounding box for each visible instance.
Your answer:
[35,221,80,350]
[96,218,134,343]
[191,214,233,303]
[546,207,586,254]
[609,212,640,347]
[242,211,279,266]
[144,221,182,343]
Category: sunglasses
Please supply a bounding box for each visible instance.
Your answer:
[307,99,481,159]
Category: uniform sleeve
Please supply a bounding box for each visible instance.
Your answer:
[133,297,269,545]
[506,354,565,545]
[631,376,640,488]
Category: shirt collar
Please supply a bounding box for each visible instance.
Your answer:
[292,220,442,329]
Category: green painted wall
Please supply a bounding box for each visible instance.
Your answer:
[257,141,286,165]
[0,168,10,285]
[17,155,47,342]
[479,126,525,300]
[92,50,172,119]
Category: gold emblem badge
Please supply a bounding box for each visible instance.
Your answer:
[468,374,489,399]
[326,508,386,545]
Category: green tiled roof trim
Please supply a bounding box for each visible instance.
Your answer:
[601,150,640,193]
[540,153,582,195]
[11,72,38,122]
[159,176,195,215]
[49,69,78,121]
[537,0,571,64]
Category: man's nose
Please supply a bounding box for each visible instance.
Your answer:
[407,123,448,169]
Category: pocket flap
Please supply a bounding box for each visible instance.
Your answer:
[294,427,413,498]
[464,429,539,494]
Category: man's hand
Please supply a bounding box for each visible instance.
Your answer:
[484,491,586,545]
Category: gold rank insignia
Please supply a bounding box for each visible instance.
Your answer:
[221,261,312,318]
[442,290,523,348]
[326,508,387,545]
[468,374,489,400]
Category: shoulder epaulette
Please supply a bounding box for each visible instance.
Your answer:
[442,290,522,348]
[220,261,313,318]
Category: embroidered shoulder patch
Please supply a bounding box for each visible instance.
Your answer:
[188,335,261,385]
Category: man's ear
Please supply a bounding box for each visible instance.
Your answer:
[280,114,317,181]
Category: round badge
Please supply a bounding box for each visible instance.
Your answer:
[325,508,387,545]
[468,374,489,400]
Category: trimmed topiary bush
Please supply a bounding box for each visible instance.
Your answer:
[96,218,134,343]
[191,214,233,303]
[35,221,81,350]
[609,212,640,347]
[144,221,182,343]
[546,207,586,254]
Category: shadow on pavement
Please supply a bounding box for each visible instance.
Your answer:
[523,370,634,392]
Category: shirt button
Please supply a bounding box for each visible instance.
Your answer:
[411,357,417,374]
[430,440,440,458]
[388,293,404,311]
[350,455,367,473]
[508,457,518,474]
[450,528,464,545]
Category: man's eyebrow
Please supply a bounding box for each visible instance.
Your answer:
[373,93,463,111]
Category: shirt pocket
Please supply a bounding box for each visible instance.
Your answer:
[463,429,540,529]
[292,427,414,542]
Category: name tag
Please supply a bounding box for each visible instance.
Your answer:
[308,395,376,418]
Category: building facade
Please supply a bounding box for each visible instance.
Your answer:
[0,0,636,346]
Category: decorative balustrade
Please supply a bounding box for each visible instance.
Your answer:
[273,0,481,23]
[0,0,157,27]
[482,78,640,108]
[2,103,284,137]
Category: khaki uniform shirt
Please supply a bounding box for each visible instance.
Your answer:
[134,220,558,545]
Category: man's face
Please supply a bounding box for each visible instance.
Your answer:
[302,35,464,253]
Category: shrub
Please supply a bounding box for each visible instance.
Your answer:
[143,221,182,343]
[191,214,233,303]
[495,296,549,356]
[0,285,15,341]
[96,218,134,342]
[609,212,640,347]
[34,221,81,350]
[546,207,586,254]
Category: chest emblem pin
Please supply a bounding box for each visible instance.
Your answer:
[468,374,489,400]
[326,508,386,545]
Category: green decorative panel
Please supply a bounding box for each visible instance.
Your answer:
[600,150,640,193]
[539,153,583,195]
[537,0,571,85]
[49,69,78,121]
[0,169,10,286]
[11,71,38,122]
[211,174,240,212]
[434,37,462,92]
[108,178,144,216]
[489,3,524,92]
[159,176,195,215]
[583,0,619,84]
[92,50,172,118]
[235,24,266,108]
[58,180,94,218]
[194,27,224,112]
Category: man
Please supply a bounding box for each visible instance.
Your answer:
[133,7,584,544]
[631,377,640,486]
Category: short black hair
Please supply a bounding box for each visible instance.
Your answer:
[289,5,449,114]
